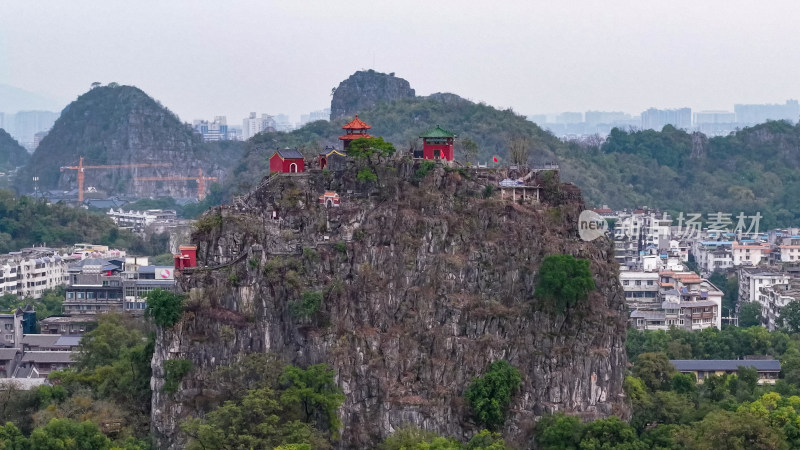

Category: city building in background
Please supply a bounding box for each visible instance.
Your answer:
[4,111,60,151]
[193,116,229,142]
[641,107,692,130]
[735,100,800,125]
[242,112,276,140]
[299,108,331,127]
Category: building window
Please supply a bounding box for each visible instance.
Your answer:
[67,292,74,299]
[635,280,642,286]
[623,280,629,286]
[647,280,654,286]
[4,324,12,330]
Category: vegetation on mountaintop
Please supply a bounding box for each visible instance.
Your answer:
[15,83,243,194]
[233,88,800,229]
[558,121,800,228]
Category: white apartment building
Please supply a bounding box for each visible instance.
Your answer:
[0,249,71,299]
[629,269,723,331]
[732,241,771,266]
[106,209,177,233]
[758,281,800,331]
[242,112,276,140]
[620,271,660,310]
[692,241,734,275]
[738,267,790,306]
[778,236,800,262]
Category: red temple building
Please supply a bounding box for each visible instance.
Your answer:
[174,245,197,270]
[269,148,305,173]
[338,114,372,150]
[417,125,456,161]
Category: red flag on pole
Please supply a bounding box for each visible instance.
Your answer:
[493,156,498,162]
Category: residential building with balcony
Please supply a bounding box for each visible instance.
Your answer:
[0,248,71,299]
[620,271,660,310]
[738,267,790,306]
[629,269,723,331]
[759,281,800,330]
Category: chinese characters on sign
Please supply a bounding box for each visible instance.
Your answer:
[614,212,762,241]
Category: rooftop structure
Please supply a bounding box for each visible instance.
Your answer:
[671,359,780,384]
[338,115,372,150]
[416,125,456,162]
[269,149,305,174]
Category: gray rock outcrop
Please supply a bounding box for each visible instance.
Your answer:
[151,163,628,448]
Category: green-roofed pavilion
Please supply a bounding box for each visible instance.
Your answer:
[419,125,457,138]
[418,125,456,161]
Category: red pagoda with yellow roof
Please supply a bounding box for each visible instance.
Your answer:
[338,114,372,150]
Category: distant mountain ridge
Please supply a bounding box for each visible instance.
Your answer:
[330,70,415,120]
[235,70,800,228]
[0,129,29,172]
[16,84,242,198]
[0,84,64,113]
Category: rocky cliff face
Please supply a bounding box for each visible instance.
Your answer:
[150,163,628,448]
[330,70,415,120]
[16,84,240,198]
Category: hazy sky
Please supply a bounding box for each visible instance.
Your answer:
[2,0,799,123]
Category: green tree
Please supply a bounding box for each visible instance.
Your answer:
[578,416,646,450]
[74,314,144,370]
[347,136,396,164]
[739,302,762,328]
[145,288,184,327]
[182,387,326,450]
[779,301,800,333]
[464,361,522,431]
[0,422,28,449]
[379,426,461,450]
[676,410,787,450]
[534,254,595,314]
[670,372,697,396]
[290,291,323,319]
[534,413,583,450]
[632,353,675,392]
[279,364,345,439]
[163,359,193,394]
[28,418,111,450]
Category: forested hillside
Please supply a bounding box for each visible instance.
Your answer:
[0,129,29,172]
[15,84,243,198]
[557,121,800,228]
[0,190,167,254]
[230,81,800,229]
[230,93,560,195]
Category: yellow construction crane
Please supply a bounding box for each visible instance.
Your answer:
[134,168,218,200]
[60,156,172,202]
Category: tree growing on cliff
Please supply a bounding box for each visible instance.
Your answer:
[347,136,396,183]
[465,360,522,431]
[280,364,345,439]
[146,288,185,327]
[534,254,595,314]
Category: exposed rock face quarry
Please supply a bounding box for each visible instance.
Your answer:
[151,163,628,448]
[330,70,416,120]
